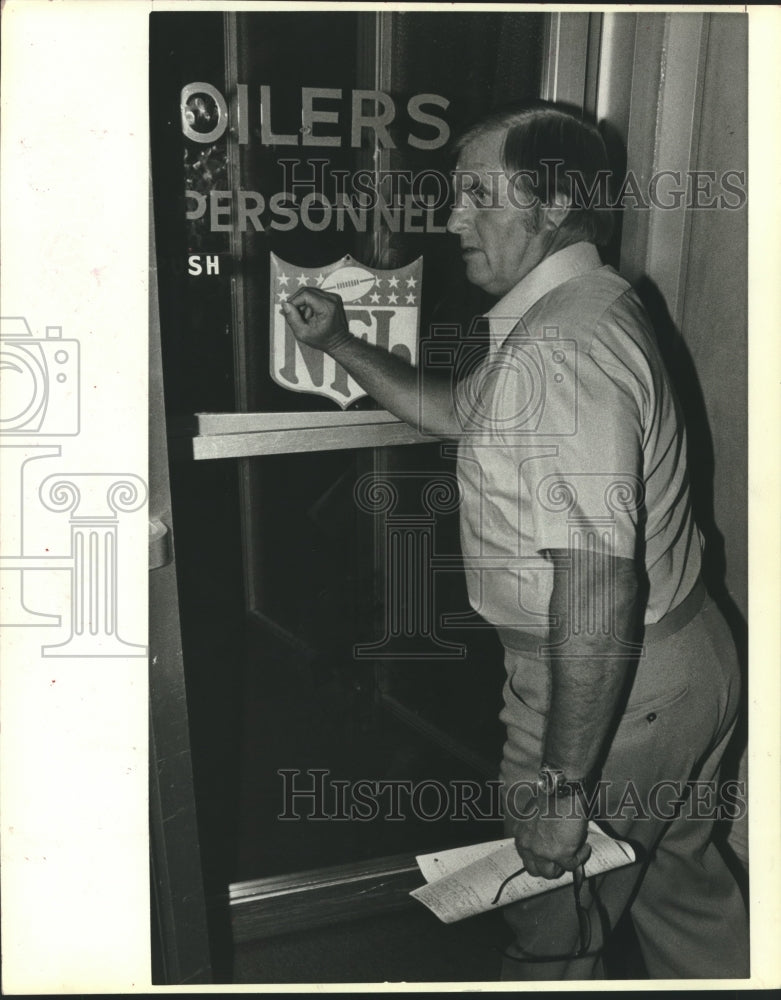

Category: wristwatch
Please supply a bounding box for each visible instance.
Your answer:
[536,763,584,798]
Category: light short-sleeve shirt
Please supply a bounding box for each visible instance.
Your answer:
[456,242,702,637]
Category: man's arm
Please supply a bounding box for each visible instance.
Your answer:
[281,289,462,438]
[512,548,641,878]
[544,549,640,773]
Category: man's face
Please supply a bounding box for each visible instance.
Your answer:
[447,129,549,297]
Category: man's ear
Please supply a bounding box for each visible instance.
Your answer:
[540,202,570,231]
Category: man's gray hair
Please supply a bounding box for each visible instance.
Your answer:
[454,103,615,246]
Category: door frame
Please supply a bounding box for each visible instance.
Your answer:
[149,187,213,984]
[167,10,597,948]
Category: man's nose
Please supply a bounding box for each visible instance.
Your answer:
[446,204,470,236]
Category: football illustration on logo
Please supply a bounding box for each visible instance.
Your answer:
[321,265,376,302]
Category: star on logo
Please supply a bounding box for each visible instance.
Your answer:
[278,272,290,287]
[388,276,399,288]
[296,273,309,287]
[370,292,381,303]
[405,276,417,288]
[387,292,398,304]
[315,273,325,286]
[405,293,416,304]
[278,290,289,302]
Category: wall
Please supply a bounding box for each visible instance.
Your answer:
[603,12,748,624]
[600,12,749,869]
[679,13,748,622]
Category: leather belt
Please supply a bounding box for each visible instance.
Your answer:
[642,577,707,643]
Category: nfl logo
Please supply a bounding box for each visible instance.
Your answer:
[269,253,423,408]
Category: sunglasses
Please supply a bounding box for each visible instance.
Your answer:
[493,861,593,961]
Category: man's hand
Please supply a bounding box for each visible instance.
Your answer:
[513,803,591,879]
[282,288,353,355]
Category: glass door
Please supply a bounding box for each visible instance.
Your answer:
[151,7,548,978]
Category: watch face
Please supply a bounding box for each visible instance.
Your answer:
[538,766,581,797]
[538,767,561,794]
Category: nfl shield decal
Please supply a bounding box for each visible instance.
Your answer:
[270,253,422,408]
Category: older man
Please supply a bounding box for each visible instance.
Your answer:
[281,105,748,980]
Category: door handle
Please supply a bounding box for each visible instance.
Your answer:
[149,518,173,570]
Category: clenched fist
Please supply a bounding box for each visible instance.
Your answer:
[281,288,353,355]
[513,807,591,879]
